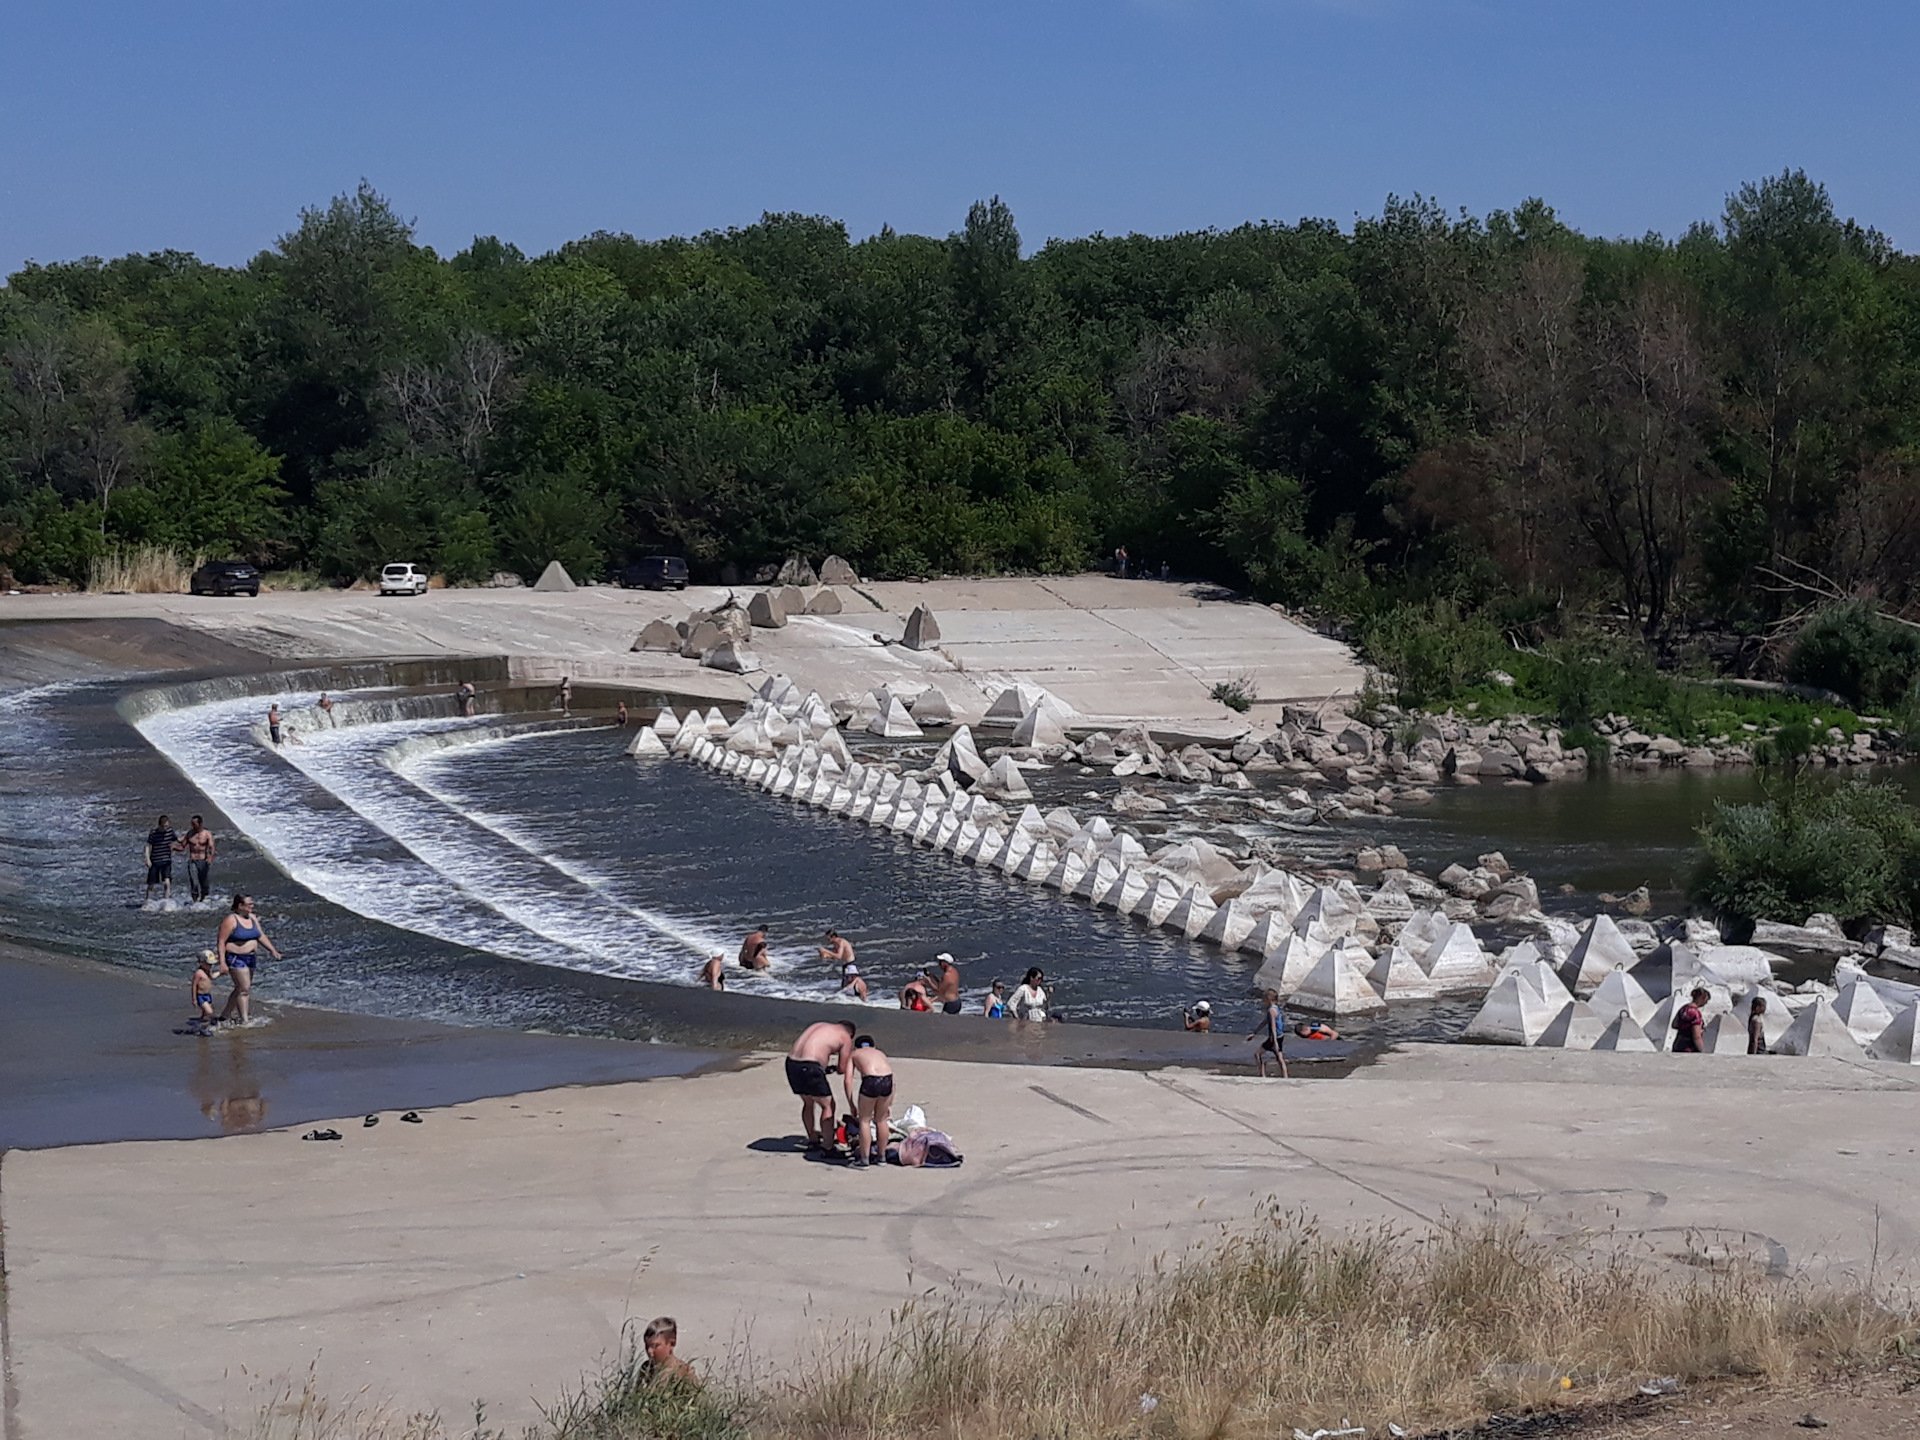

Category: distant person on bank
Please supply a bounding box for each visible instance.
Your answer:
[1672,987,1710,1053]
[217,894,283,1024]
[1250,988,1289,1078]
[785,1019,857,1153]
[144,813,179,901]
[1748,994,1770,1055]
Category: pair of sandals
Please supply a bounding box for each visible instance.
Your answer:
[303,1111,421,1141]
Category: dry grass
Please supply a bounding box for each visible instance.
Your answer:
[86,543,201,593]
[253,1213,1913,1440]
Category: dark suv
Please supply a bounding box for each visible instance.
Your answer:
[620,556,690,591]
[189,560,261,597]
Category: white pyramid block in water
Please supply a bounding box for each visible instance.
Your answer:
[1237,911,1294,959]
[671,724,701,755]
[1043,807,1081,841]
[866,697,923,738]
[1422,923,1494,989]
[1079,816,1115,843]
[992,830,1033,872]
[1160,886,1219,939]
[1396,909,1448,964]
[1099,834,1147,867]
[1291,947,1387,1017]
[1252,933,1324,995]
[977,755,1033,802]
[1833,978,1898,1046]
[1011,844,1056,882]
[703,707,728,736]
[929,812,963,850]
[1125,875,1182,924]
[984,684,1046,726]
[650,707,681,739]
[627,727,669,758]
[1197,897,1258,951]
[1538,1000,1607,1050]
[1463,971,1561,1044]
[1041,852,1088,892]
[1501,957,1574,1011]
[828,785,856,814]
[932,726,988,784]
[1369,944,1437,1001]
[1592,1009,1658,1052]
[945,820,981,856]
[1868,1003,1920,1063]
[1561,915,1638,991]
[1072,856,1121,901]
[1011,702,1068,748]
[1239,868,1314,925]
[1588,967,1657,1026]
[1014,804,1050,838]
[1097,867,1148,913]
[1774,998,1867,1057]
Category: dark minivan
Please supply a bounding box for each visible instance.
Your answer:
[189,560,261,597]
[620,556,690,591]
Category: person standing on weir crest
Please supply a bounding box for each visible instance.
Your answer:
[556,676,572,714]
[456,681,477,717]
[785,1019,857,1153]
[266,703,283,747]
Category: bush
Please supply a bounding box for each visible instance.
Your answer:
[1788,602,1920,712]
[1210,675,1256,712]
[87,544,200,593]
[1693,780,1920,928]
[1360,601,1505,709]
[1,491,105,586]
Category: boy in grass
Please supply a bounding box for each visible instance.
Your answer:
[640,1317,699,1388]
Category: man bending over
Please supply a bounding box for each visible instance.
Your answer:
[785,1019,857,1153]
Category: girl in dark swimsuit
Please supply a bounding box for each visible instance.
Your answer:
[217,894,282,1024]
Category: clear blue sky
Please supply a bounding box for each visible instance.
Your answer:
[3,1,1915,274]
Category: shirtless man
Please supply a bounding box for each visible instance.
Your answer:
[785,1020,857,1152]
[181,815,218,903]
[817,928,854,968]
[925,953,962,1014]
[739,926,770,971]
[266,703,283,748]
[699,952,726,990]
[844,1035,895,1168]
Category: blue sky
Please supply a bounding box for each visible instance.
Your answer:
[2,1,1914,273]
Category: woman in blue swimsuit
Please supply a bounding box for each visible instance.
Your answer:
[216,894,282,1024]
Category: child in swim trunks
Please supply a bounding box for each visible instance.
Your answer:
[192,951,217,1024]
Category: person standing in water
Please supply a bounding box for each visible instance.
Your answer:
[739,925,770,971]
[266,704,284,748]
[316,693,335,723]
[926,954,962,1014]
[615,700,629,727]
[217,894,283,1024]
[1007,967,1048,1021]
[191,951,218,1025]
[699,952,726,990]
[817,929,855,969]
[181,815,218,903]
[456,681,477,718]
[143,814,179,902]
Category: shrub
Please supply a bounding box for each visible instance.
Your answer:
[1693,780,1920,928]
[1210,675,1256,712]
[87,544,200,593]
[1360,601,1505,709]
[1788,602,1920,712]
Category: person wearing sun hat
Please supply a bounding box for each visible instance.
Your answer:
[925,953,962,1013]
[1183,999,1212,1032]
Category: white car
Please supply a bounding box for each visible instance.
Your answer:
[378,563,430,596]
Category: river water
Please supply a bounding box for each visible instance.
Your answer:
[3,676,1904,1046]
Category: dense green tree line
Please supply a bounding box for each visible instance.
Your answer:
[3,174,1917,648]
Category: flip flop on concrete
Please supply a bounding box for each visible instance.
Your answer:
[302,1128,342,1142]
[400,1111,422,1124]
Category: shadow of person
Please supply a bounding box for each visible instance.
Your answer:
[188,1032,271,1133]
[745,1135,813,1154]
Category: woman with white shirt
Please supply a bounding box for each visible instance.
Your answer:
[1007,966,1048,1021]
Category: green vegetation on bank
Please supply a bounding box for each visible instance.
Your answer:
[255,1215,1908,1440]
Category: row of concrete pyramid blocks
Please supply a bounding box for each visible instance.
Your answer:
[663,722,1460,983]
[1466,953,1920,1062]
[1246,919,1503,1015]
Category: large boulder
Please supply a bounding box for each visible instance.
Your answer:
[902,604,942,651]
[804,587,844,616]
[700,640,761,675]
[632,619,681,652]
[819,554,859,586]
[748,591,788,629]
[532,560,576,592]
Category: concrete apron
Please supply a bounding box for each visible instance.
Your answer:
[5,1045,1918,1436]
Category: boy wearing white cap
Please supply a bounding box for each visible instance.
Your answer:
[1183,1000,1212,1032]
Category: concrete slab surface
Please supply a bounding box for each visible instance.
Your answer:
[6,1046,1917,1436]
[1,575,1361,726]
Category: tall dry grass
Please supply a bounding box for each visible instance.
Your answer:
[253,1213,1912,1440]
[87,543,202,593]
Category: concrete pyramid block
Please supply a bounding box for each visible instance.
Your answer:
[866,697,923,738]
[758,674,797,705]
[984,684,1045,727]
[931,726,988,784]
[1101,834,1149,866]
[1396,909,1448,961]
[1701,1013,1756,1054]
[909,688,953,725]
[1463,971,1561,1044]
[1291,946,1387,1017]
[1592,1010,1658,1052]
[1693,944,1785,988]
[1096,867,1147,913]
[1198,897,1258,951]
[532,560,576,592]
[702,707,728,736]
[991,830,1034,872]
[1773,998,1867,1057]
[1072,856,1122,900]
[1369,944,1437,1001]
[1014,804,1050,837]
[627,727,669,758]
[1644,991,1721,1051]
[650,706,682,739]
[1161,886,1219,939]
[1238,868,1314,924]
[902,604,941,651]
[1081,816,1115,843]
[1127,875,1185,926]
[1562,915,1638,991]
[1538,1000,1607,1050]
[819,554,859,586]
[1589,967,1657,1026]
[1868,1003,1920,1063]
[777,584,808,616]
[1042,807,1081,842]
[804,587,843,615]
[1010,843,1056,882]
[1293,885,1363,945]
[1365,871,1417,922]
[1041,852,1088,892]
[633,619,681,652]
[1237,910,1294,959]
[1421,923,1494,989]
[1012,702,1068,748]
[929,812,964,850]
[976,755,1033,802]
[1833,978,1897,1046]
[671,724,702,755]
[1252,933,1323,995]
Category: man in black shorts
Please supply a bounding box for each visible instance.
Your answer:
[144,813,179,902]
[785,1019,856,1152]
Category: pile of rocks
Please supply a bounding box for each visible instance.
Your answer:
[630,588,850,671]
[1588,712,1897,769]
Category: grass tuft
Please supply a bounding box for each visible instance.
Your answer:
[86,543,202,593]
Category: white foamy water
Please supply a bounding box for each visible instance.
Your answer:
[133,692,872,1004]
